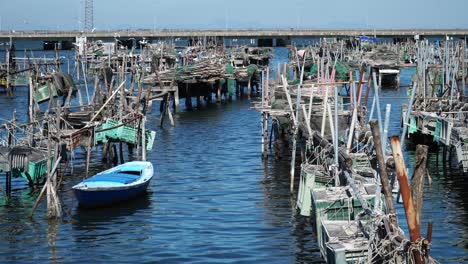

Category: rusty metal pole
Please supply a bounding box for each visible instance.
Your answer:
[390,135,424,264]
[370,120,397,225]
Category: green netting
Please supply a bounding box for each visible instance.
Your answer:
[271,99,289,110]
[308,61,354,81]
[225,63,234,74]
[225,63,236,96]
[409,117,417,134]
[433,120,441,143]
[271,99,291,129]
[246,64,258,77]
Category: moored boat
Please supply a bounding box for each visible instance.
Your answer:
[73,161,153,208]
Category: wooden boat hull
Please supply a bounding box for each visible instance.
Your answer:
[73,161,154,208]
[74,180,151,208]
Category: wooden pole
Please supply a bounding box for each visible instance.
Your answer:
[46,123,52,216]
[390,136,423,264]
[288,50,306,193]
[167,94,175,127]
[6,38,11,97]
[382,104,391,157]
[334,81,339,186]
[356,65,366,108]
[372,72,383,133]
[401,80,418,146]
[89,81,126,122]
[411,144,429,226]
[463,38,466,99]
[28,74,34,121]
[81,60,90,104]
[30,156,61,218]
[347,74,358,151]
[370,121,397,225]
[217,82,222,103]
[85,135,92,177]
[159,95,167,127]
[141,116,147,161]
[265,67,269,103]
[119,142,125,164]
[363,67,373,107]
[174,86,180,112]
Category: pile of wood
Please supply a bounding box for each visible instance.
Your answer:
[176,58,231,83]
[362,46,400,67]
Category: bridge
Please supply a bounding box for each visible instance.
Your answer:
[1,29,468,40]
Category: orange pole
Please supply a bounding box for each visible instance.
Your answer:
[390,136,424,264]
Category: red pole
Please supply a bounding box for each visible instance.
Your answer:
[390,136,424,264]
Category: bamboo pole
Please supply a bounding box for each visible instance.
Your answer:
[382,104,391,157]
[289,52,306,193]
[334,81,339,186]
[307,84,314,122]
[462,38,466,99]
[401,80,418,146]
[372,72,383,133]
[347,76,358,151]
[320,85,329,137]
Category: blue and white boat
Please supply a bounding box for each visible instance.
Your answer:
[73,161,153,208]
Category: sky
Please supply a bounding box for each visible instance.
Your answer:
[0,0,467,31]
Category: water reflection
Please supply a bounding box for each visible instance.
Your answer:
[72,193,152,227]
[47,219,61,263]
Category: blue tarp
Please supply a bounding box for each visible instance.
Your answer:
[84,173,139,184]
[359,36,377,43]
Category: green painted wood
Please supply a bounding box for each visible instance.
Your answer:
[35,83,58,103]
[297,164,334,216]
[95,119,156,150]
[311,184,381,256]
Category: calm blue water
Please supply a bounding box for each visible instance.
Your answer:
[0,47,466,263]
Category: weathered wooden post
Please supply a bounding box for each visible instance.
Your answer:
[167,93,175,127]
[462,38,466,99]
[370,121,397,225]
[390,136,424,264]
[174,84,180,112]
[141,116,147,161]
[46,123,61,219]
[411,144,429,226]
[265,67,269,104]
[217,81,222,103]
[363,66,373,109]
[86,134,92,177]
